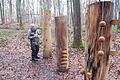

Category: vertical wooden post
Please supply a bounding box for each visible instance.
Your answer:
[85,1,113,80]
[43,10,52,58]
[55,16,69,72]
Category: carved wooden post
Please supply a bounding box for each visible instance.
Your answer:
[43,10,52,58]
[84,1,114,80]
[55,16,69,72]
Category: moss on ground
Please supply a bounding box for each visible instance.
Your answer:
[0,29,20,43]
[72,40,84,49]
[116,27,120,32]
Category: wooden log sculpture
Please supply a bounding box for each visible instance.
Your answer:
[43,10,52,58]
[84,1,114,80]
[55,16,69,72]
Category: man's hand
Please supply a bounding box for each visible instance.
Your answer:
[29,35,36,39]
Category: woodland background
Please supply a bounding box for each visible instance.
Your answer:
[0,0,120,80]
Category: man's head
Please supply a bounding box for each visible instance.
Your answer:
[30,24,37,32]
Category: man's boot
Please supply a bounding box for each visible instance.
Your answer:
[35,45,40,59]
[32,56,38,61]
[35,56,40,59]
[31,52,38,61]
[35,53,40,59]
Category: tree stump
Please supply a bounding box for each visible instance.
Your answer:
[43,10,52,58]
[55,16,69,72]
[85,1,113,80]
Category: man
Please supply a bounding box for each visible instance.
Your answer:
[28,24,40,61]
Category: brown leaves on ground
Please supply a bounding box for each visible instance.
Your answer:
[0,30,120,80]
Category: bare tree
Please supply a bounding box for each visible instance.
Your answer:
[72,0,82,48]
[16,0,22,27]
[0,0,5,24]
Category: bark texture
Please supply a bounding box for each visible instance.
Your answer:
[85,1,113,80]
[43,10,52,58]
[72,0,82,48]
[55,16,69,72]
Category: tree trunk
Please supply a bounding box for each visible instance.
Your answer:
[67,0,73,45]
[0,2,2,24]
[16,0,19,23]
[9,0,12,23]
[84,1,113,80]
[58,0,61,15]
[55,16,69,72]
[22,0,25,24]
[117,12,120,32]
[53,0,59,16]
[0,0,5,24]
[43,10,52,58]
[16,0,22,28]
[19,0,22,28]
[72,0,82,48]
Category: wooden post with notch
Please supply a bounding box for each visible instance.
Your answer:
[85,1,114,80]
[43,10,52,58]
[55,16,69,72]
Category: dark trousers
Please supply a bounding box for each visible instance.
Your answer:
[31,44,39,59]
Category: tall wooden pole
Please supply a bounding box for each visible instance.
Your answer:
[43,10,52,58]
[84,1,113,80]
[55,16,69,72]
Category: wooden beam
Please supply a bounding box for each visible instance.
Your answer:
[85,1,114,80]
[43,10,52,58]
[55,16,69,72]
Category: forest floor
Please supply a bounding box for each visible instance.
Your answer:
[0,26,120,80]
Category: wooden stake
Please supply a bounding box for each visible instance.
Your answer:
[43,10,52,58]
[85,1,114,80]
[55,16,69,72]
